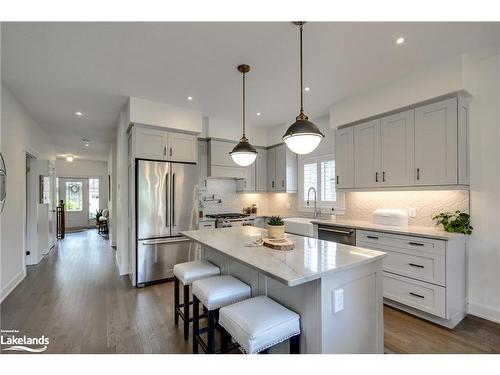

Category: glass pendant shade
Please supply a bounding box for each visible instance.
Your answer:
[230,137,258,167]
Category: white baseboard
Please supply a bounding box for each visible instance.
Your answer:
[468,302,500,324]
[1,268,26,303]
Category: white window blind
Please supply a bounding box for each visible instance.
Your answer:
[303,162,317,199]
[321,160,336,202]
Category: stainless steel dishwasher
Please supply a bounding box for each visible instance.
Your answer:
[317,224,356,246]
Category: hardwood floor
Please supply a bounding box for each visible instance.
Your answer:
[1,229,499,354]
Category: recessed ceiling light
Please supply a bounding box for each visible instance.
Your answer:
[75,111,83,116]
[187,96,193,101]
[304,87,310,92]
[256,112,261,116]
[394,37,405,45]
[66,155,74,162]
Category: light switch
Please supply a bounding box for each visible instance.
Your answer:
[333,288,344,313]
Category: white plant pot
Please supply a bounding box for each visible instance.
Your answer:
[267,225,285,240]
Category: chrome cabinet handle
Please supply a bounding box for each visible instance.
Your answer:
[409,292,425,299]
[408,263,424,268]
[408,242,424,246]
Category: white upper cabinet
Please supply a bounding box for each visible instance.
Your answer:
[354,119,381,188]
[135,127,168,161]
[380,110,415,187]
[266,144,297,192]
[134,126,197,163]
[256,148,267,192]
[335,95,469,191]
[207,140,246,179]
[168,132,198,162]
[267,147,276,191]
[334,126,354,189]
[414,97,457,186]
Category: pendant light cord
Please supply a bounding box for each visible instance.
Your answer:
[242,70,246,138]
[299,23,304,115]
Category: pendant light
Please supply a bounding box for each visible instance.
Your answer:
[282,22,324,154]
[230,64,258,167]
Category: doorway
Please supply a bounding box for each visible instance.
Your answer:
[58,177,89,229]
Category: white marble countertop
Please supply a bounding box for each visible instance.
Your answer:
[310,218,462,240]
[181,226,386,287]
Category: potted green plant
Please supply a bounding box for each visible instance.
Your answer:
[92,209,103,226]
[432,210,473,235]
[267,215,285,239]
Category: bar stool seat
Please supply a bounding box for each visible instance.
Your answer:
[173,261,220,286]
[173,261,220,340]
[219,295,301,354]
[192,275,251,354]
[192,275,251,310]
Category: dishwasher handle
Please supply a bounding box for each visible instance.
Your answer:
[318,227,354,235]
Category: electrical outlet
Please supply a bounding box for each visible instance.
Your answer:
[332,288,344,313]
[409,208,416,218]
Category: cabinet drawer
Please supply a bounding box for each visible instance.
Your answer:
[383,273,446,318]
[357,230,445,257]
[199,221,215,230]
[357,240,445,286]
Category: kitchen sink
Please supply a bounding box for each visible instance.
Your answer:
[283,217,315,237]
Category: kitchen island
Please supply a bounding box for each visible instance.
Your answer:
[181,226,386,354]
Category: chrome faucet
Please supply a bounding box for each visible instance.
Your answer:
[307,187,320,218]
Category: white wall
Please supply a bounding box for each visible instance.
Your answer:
[329,55,469,129]
[1,83,56,302]
[129,96,203,133]
[467,53,500,322]
[328,51,500,323]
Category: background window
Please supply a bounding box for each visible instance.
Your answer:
[65,181,83,211]
[89,178,100,219]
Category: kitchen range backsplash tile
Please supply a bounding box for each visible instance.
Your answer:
[199,179,297,216]
[343,190,469,226]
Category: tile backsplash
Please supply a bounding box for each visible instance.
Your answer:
[199,179,297,216]
[343,190,470,226]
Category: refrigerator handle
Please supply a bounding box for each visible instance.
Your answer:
[165,173,169,226]
[172,173,176,226]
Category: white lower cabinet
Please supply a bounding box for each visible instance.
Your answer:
[356,229,467,328]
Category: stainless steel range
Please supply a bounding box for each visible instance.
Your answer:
[205,213,255,228]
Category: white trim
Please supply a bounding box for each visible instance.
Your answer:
[468,302,500,324]
[1,268,26,303]
[115,251,128,276]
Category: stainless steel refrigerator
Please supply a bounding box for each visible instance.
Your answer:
[136,159,198,286]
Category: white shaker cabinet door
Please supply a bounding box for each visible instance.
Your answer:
[334,127,354,189]
[415,97,457,185]
[267,147,276,191]
[256,148,267,192]
[380,110,415,187]
[354,119,381,188]
[168,132,197,163]
[135,127,168,160]
[275,144,287,191]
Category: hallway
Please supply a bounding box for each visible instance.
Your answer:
[0,230,191,353]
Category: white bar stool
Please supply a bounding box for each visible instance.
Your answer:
[192,275,251,354]
[173,261,220,340]
[219,295,301,354]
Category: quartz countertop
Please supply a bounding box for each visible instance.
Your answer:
[310,218,462,241]
[181,226,385,287]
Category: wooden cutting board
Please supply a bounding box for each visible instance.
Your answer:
[262,237,294,251]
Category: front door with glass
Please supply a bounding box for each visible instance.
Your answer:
[58,178,89,229]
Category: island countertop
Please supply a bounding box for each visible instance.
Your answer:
[181,226,386,287]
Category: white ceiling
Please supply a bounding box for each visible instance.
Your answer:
[2,22,498,161]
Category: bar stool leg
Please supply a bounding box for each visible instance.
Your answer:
[290,334,300,354]
[207,310,216,354]
[174,277,180,325]
[183,284,190,340]
[192,296,200,354]
[220,327,230,353]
